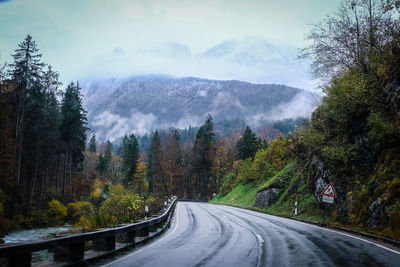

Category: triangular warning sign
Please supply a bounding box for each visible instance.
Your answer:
[321,182,336,197]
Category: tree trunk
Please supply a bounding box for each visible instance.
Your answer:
[15,97,25,188]
[62,151,67,202]
[30,160,38,209]
[55,158,60,192]
[39,165,46,206]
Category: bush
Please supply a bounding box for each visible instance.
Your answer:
[99,184,143,223]
[389,203,400,231]
[47,200,67,226]
[220,173,236,196]
[144,195,162,216]
[67,201,95,223]
[252,149,277,181]
[262,138,287,171]
[90,213,117,229]
[75,216,94,232]
[236,158,255,184]
[367,113,399,147]
[0,202,12,234]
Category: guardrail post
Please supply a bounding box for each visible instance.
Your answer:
[149,222,158,232]
[136,227,149,237]
[93,235,116,251]
[7,252,31,267]
[117,231,135,244]
[53,242,85,262]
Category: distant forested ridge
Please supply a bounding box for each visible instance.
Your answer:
[82,75,315,141]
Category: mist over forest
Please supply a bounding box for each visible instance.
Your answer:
[1,2,400,265]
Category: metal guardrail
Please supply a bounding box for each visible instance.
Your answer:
[0,196,177,267]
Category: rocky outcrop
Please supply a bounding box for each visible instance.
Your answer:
[254,188,280,209]
[312,156,331,202]
[368,198,383,228]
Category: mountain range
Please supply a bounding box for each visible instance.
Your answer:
[82,76,316,141]
[84,37,314,90]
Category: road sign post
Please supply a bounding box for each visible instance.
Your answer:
[321,181,336,225]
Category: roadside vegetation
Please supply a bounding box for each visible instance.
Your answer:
[1,0,399,244]
[213,0,400,241]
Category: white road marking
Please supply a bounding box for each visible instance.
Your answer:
[102,203,181,267]
[295,220,400,255]
[256,234,264,243]
[227,206,400,256]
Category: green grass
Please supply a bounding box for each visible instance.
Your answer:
[210,183,257,208]
[211,162,400,242]
[211,163,325,223]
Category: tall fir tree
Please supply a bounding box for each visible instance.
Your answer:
[147,131,167,195]
[10,35,45,188]
[121,134,139,186]
[236,126,260,160]
[60,81,87,201]
[192,114,215,199]
[89,134,97,153]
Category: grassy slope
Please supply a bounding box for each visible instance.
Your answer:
[211,163,400,241]
[211,164,326,223]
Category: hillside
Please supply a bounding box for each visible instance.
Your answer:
[211,1,400,242]
[82,76,315,141]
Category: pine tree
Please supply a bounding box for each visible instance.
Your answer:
[60,81,87,201]
[147,131,167,195]
[104,140,113,168]
[121,134,139,186]
[97,154,107,174]
[192,114,215,199]
[236,126,260,160]
[10,35,45,188]
[89,134,97,153]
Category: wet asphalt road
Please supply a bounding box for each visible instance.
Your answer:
[103,202,400,267]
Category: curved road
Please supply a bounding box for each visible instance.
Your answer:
[102,202,400,267]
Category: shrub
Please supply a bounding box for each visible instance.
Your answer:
[47,200,67,226]
[220,173,236,196]
[99,184,143,223]
[74,216,94,232]
[236,158,255,184]
[390,203,400,231]
[367,113,399,147]
[144,195,160,216]
[67,201,95,223]
[252,149,276,181]
[0,202,12,234]
[262,138,287,171]
[90,213,117,229]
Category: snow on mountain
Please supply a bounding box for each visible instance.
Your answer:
[82,75,316,141]
[82,37,316,91]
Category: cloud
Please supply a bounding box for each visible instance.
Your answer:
[92,110,157,141]
[246,91,317,125]
[83,37,316,90]
[173,115,204,129]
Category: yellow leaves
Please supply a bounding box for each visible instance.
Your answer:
[136,160,146,173]
[91,179,103,199]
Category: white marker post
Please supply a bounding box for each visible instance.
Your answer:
[145,205,149,220]
[295,194,298,215]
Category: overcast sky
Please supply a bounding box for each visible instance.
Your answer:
[0,0,341,90]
